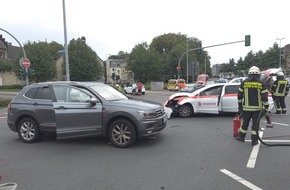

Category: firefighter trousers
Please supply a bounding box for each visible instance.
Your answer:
[238,111,261,142]
[273,95,286,112]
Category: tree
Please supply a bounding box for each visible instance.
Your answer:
[128,42,162,83]
[22,41,57,82]
[67,38,103,81]
[149,33,204,82]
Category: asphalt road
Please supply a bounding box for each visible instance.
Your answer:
[0,91,290,190]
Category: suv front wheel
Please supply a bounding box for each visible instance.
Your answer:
[108,119,137,148]
[17,118,40,143]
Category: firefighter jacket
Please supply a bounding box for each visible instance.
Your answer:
[271,79,289,97]
[238,78,269,111]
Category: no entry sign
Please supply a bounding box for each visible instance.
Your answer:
[21,59,31,68]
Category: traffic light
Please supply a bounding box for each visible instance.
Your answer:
[19,69,24,77]
[29,69,35,76]
[245,35,251,46]
[19,69,28,77]
[196,42,202,54]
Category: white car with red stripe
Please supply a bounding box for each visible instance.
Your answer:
[164,83,274,118]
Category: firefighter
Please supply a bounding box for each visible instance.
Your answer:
[271,71,289,114]
[237,66,269,146]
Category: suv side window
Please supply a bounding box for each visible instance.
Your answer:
[25,87,38,99]
[52,85,91,103]
[69,88,90,102]
[34,87,52,100]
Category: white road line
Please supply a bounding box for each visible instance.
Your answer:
[260,140,290,143]
[220,169,263,190]
[261,121,289,127]
[246,132,263,168]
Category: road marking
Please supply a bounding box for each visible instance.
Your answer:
[259,140,290,143]
[246,131,263,168]
[220,169,263,190]
[261,121,289,127]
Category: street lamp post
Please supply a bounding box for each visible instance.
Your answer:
[186,39,189,83]
[204,52,207,74]
[62,0,70,81]
[276,37,285,68]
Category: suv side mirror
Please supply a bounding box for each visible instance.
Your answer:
[90,97,99,106]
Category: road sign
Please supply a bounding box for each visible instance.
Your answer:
[21,59,31,68]
[176,66,181,71]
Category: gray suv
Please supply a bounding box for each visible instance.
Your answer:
[7,81,167,148]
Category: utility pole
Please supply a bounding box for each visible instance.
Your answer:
[276,37,285,68]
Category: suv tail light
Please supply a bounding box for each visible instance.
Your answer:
[7,102,12,110]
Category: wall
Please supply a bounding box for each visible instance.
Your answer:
[0,71,23,86]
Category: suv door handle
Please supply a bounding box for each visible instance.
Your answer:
[58,106,66,110]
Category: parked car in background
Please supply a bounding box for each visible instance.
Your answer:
[214,78,228,83]
[124,83,145,95]
[181,83,197,92]
[167,79,186,90]
[196,74,209,86]
[164,83,274,118]
[228,77,247,84]
[7,81,167,148]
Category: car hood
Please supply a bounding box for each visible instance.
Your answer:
[110,98,161,110]
[167,92,194,101]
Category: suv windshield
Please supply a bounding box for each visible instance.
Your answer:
[90,84,128,101]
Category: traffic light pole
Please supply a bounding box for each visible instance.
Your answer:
[176,38,247,92]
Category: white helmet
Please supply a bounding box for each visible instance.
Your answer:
[248,66,260,75]
[277,71,284,77]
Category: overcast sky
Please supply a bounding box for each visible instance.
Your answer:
[1,0,289,66]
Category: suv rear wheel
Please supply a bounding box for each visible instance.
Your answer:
[108,119,137,148]
[17,118,40,143]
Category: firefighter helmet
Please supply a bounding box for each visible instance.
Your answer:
[277,71,284,79]
[277,71,284,77]
[248,66,260,75]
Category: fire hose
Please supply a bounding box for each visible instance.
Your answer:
[256,110,290,147]
[234,110,290,146]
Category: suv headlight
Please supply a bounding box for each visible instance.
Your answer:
[138,110,157,119]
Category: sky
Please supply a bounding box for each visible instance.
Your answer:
[1,0,289,67]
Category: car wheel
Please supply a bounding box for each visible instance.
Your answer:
[178,104,193,118]
[108,119,137,148]
[17,118,40,143]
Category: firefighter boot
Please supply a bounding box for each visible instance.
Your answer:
[282,110,287,114]
[251,135,259,146]
[274,111,281,114]
[237,136,245,142]
[236,133,245,142]
[252,141,259,146]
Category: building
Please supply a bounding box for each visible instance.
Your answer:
[211,63,224,78]
[105,59,131,84]
[0,34,21,61]
[0,34,22,86]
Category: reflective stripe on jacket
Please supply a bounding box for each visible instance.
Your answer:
[271,79,289,96]
[238,79,269,111]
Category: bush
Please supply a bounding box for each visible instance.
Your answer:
[0,85,22,90]
[0,97,12,108]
